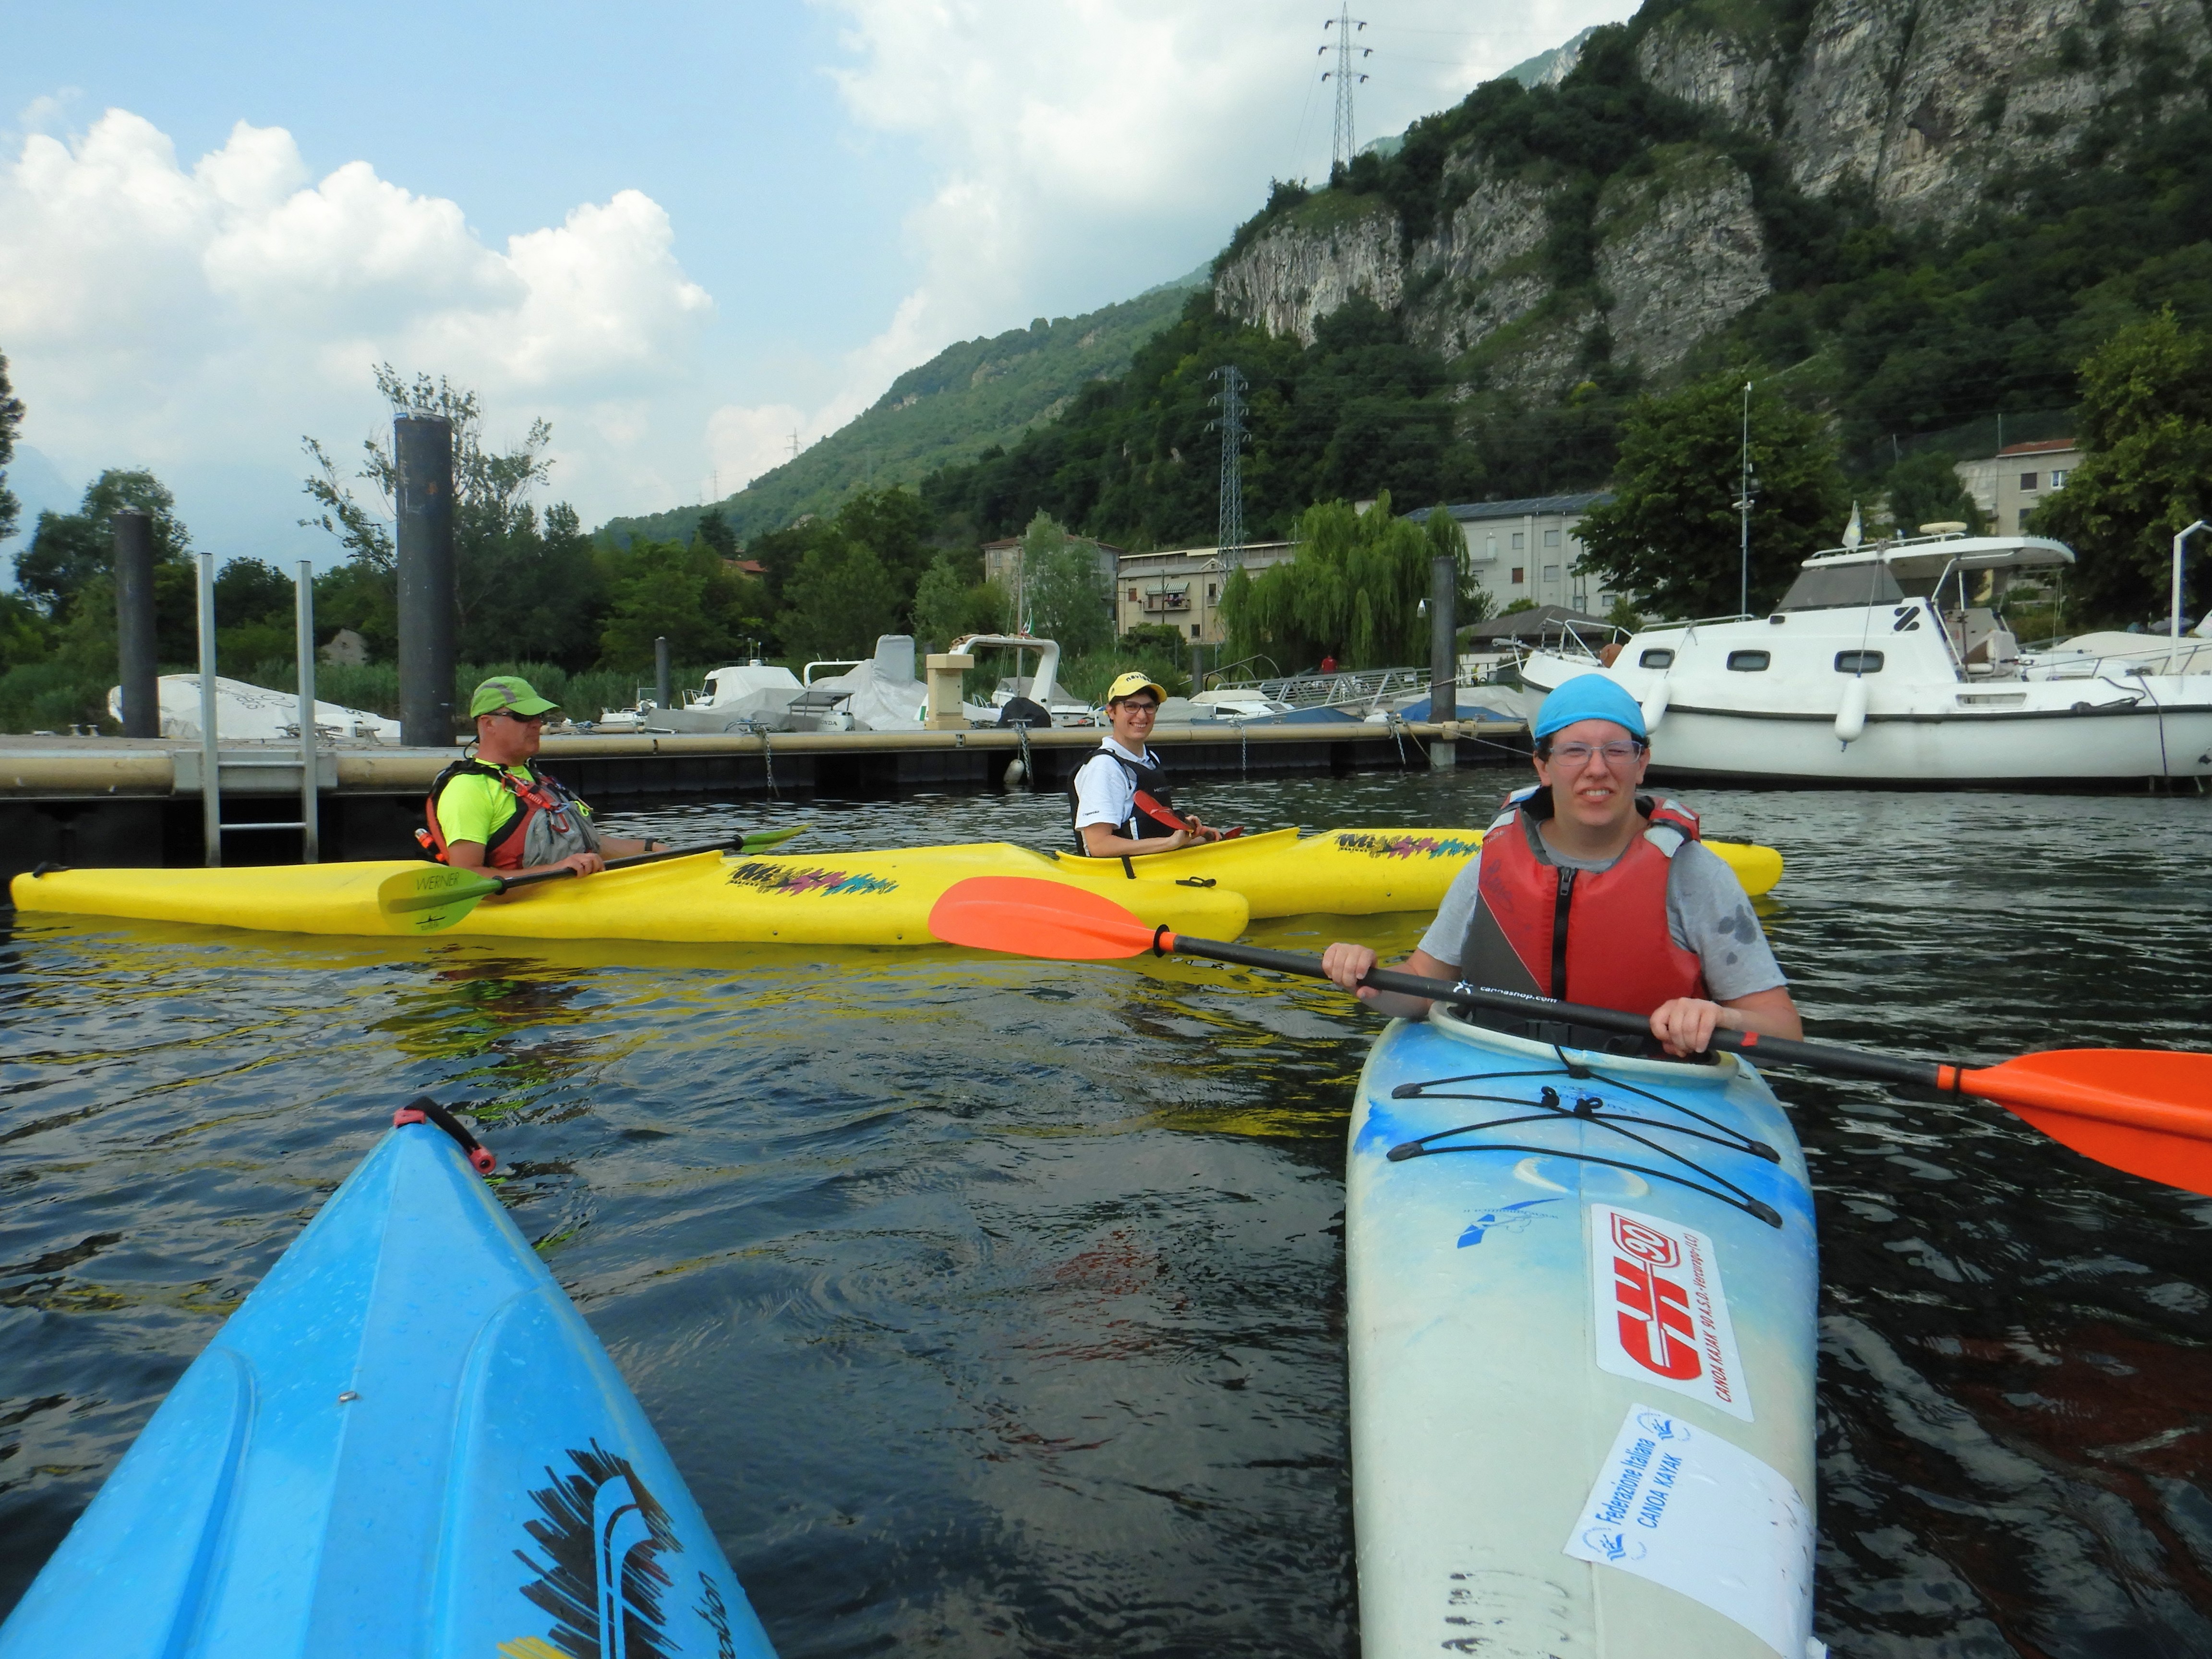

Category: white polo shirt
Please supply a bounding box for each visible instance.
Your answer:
[1071,736,1156,835]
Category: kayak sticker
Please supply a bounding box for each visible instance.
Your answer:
[1588,1203,1752,1421]
[1456,1196,1558,1247]
[725,860,899,897]
[506,1443,683,1659]
[1331,831,1481,861]
[1563,1406,1813,1659]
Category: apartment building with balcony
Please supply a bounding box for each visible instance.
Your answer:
[1111,541,1297,643]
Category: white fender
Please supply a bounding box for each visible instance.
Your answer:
[1639,678,1671,733]
[1835,677,1869,745]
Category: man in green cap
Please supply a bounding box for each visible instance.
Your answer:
[417,675,664,877]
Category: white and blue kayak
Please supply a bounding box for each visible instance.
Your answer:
[1348,1006,1820,1659]
[0,1102,779,1659]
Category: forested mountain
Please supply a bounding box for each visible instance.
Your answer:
[600,269,1207,549]
[910,0,2212,565]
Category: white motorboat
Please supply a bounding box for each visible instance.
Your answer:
[952,633,1096,726]
[1516,530,2212,787]
[108,674,399,744]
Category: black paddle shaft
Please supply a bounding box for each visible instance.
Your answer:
[1160,932,1948,1089]
[492,839,733,894]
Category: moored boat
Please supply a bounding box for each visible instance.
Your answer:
[1516,529,2212,787]
[0,1105,778,1659]
[1347,1005,1818,1658]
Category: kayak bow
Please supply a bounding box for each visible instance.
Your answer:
[0,1102,779,1659]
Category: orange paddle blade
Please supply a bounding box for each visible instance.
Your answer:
[928,877,1159,959]
[1960,1048,2212,1197]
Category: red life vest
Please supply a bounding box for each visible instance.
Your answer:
[415,760,589,870]
[1458,787,1707,1018]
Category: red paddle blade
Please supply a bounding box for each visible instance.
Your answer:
[928,877,1159,959]
[1960,1048,2212,1197]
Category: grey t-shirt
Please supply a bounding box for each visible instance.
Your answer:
[1417,821,1786,1002]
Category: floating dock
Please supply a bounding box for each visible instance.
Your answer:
[0,719,1527,880]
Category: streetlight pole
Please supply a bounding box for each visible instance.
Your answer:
[1738,382,1753,617]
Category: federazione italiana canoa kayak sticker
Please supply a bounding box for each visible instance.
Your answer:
[1563,1405,1814,1659]
[1588,1202,1753,1421]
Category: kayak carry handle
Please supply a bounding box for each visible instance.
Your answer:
[393,1095,497,1176]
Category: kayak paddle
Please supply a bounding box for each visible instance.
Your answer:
[926,877,2212,1199]
[379,825,807,935]
[1132,789,1243,841]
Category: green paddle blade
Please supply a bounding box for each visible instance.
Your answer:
[376,865,503,935]
[736,824,806,853]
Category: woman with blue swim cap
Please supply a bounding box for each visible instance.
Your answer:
[1321,675,1803,1058]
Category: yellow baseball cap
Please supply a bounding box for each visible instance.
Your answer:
[1106,671,1168,704]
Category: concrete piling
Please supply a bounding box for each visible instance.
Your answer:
[1429,553,1457,769]
[113,510,158,739]
[395,414,456,748]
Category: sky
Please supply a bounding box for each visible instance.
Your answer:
[0,0,1637,574]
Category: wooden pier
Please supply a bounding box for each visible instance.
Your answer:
[0,719,1528,881]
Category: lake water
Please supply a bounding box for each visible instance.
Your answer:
[3,768,2210,1656]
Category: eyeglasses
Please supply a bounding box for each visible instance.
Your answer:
[1118,701,1159,716]
[498,710,546,724]
[1546,739,1646,768]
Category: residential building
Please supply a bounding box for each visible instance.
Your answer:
[1955,439,2080,535]
[981,534,1124,633]
[1408,493,1614,614]
[1112,541,1298,644]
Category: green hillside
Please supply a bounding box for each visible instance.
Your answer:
[601,267,1209,548]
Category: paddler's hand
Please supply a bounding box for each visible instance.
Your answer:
[1650,997,1726,1058]
[1322,942,1381,999]
[553,851,606,877]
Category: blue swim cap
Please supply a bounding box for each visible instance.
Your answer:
[1534,674,1647,741]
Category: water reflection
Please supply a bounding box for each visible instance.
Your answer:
[0,769,2207,1655]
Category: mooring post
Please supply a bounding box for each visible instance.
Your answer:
[296,559,320,863]
[1430,552,1457,769]
[655,636,671,711]
[1189,638,1204,696]
[196,552,221,865]
[395,413,456,748]
[113,509,159,739]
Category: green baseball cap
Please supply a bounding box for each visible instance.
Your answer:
[469,675,560,719]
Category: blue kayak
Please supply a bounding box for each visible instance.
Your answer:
[1347,1007,1820,1659]
[0,1101,779,1659]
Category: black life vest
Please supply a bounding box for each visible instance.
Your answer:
[416,759,598,869]
[1067,746,1181,854]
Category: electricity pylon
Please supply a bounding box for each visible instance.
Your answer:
[1209,365,1249,568]
[1322,8,1370,173]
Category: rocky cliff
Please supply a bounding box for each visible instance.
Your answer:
[1214,0,2208,396]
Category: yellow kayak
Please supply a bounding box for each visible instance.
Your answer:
[1041,826,1784,917]
[9,846,1250,946]
[7,828,1781,946]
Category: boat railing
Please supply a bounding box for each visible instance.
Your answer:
[1207,665,1435,710]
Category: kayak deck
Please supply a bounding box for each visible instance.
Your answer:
[1346,1007,1818,1659]
[0,1113,777,1658]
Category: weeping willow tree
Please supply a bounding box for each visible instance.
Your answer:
[1221,494,1464,670]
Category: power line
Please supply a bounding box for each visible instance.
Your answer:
[1322,8,1370,172]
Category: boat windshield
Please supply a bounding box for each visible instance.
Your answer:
[1777,562,1905,611]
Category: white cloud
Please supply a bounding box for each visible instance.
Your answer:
[703,0,1634,499]
[0,109,713,550]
